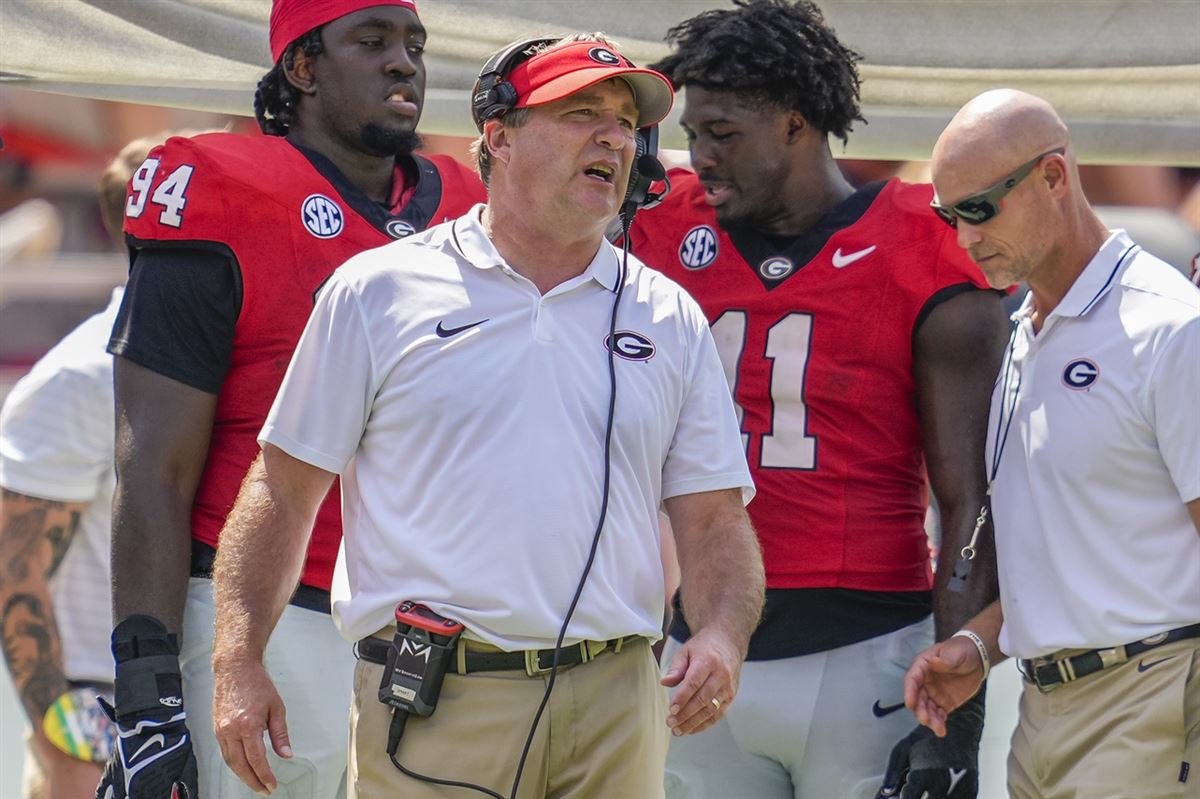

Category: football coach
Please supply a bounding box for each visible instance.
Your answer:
[210,34,765,799]
[904,89,1200,799]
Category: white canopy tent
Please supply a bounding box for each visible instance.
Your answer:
[1,0,1198,163]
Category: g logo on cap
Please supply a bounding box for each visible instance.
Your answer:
[1062,358,1098,390]
[588,47,622,66]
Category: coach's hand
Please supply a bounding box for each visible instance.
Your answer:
[213,656,292,795]
[96,615,198,799]
[904,634,985,737]
[660,626,742,736]
[876,688,985,799]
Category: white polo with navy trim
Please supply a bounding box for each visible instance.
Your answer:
[988,230,1200,659]
[261,205,753,649]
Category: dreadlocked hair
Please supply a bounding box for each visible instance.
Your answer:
[653,0,864,143]
[254,27,325,136]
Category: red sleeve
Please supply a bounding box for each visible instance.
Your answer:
[123,136,228,248]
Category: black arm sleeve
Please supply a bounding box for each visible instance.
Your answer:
[107,246,241,394]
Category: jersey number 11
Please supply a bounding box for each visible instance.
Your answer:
[711,311,817,470]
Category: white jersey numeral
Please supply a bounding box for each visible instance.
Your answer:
[125,157,160,219]
[710,311,749,451]
[124,158,194,228]
[710,310,817,470]
[149,165,194,228]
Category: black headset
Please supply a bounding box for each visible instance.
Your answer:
[470,36,669,223]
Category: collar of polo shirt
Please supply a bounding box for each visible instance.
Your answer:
[1013,229,1134,324]
[450,205,622,292]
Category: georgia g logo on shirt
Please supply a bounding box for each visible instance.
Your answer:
[1062,358,1099,390]
[606,331,656,361]
[301,194,344,239]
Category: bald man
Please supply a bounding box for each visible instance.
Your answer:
[902,90,1200,798]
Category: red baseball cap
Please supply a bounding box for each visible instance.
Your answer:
[507,41,674,128]
[269,0,419,64]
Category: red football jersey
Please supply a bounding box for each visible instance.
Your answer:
[629,171,988,591]
[123,133,486,591]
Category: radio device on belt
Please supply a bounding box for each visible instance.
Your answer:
[380,601,464,757]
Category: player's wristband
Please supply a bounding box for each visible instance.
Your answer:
[951,629,990,683]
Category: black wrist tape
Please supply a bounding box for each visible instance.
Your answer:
[111,615,184,720]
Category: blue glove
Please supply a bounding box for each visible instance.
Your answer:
[875,686,985,799]
[95,615,198,799]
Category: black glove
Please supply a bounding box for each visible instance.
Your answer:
[875,685,986,799]
[96,615,198,799]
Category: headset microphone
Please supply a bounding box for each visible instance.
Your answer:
[621,125,670,229]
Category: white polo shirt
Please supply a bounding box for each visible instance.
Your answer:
[988,230,1200,659]
[0,288,121,684]
[262,205,753,649]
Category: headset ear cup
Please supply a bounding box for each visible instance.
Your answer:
[490,83,519,120]
[471,37,562,131]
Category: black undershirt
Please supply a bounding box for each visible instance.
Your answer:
[106,245,241,393]
[670,588,933,661]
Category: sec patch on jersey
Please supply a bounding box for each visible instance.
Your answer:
[679,225,719,270]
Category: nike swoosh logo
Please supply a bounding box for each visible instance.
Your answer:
[948,767,968,792]
[435,318,488,338]
[832,245,877,268]
[1137,655,1174,672]
[120,732,190,783]
[130,733,166,764]
[871,699,906,718]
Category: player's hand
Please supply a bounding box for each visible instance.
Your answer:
[213,657,292,794]
[660,626,743,736]
[903,635,985,737]
[96,615,197,799]
[95,704,197,799]
[876,689,985,799]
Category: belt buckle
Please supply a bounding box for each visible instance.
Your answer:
[524,642,595,677]
[524,648,555,677]
[1020,657,1060,694]
[1035,663,1061,694]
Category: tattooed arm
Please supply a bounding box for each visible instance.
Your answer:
[0,488,102,797]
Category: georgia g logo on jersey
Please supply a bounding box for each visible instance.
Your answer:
[302,194,344,239]
[1062,358,1099,390]
[679,225,718,270]
[386,219,416,238]
[759,257,795,280]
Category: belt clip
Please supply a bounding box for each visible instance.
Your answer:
[1097,646,1125,669]
[524,648,556,677]
[1054,657,1078,687]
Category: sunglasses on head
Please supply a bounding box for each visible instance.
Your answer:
[931,147,1065,228]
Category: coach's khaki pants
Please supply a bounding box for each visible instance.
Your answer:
[1009,637,1200,799]
[349,636,668,799]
